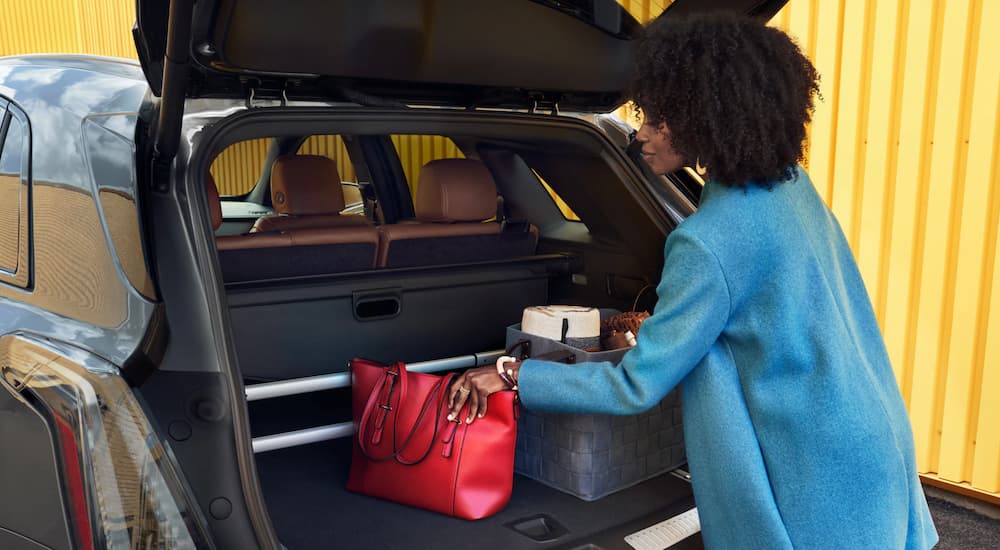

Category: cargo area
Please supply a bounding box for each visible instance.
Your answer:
[231,258,694,548]
[247,384,699,550]
[212,114,695,547]
[132,107,705,548]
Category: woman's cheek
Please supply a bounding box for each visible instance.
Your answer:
[660,152,685,174]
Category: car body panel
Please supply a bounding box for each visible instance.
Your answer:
[0,56,157,365]
[0,337,72,550]
[0,333,217,549]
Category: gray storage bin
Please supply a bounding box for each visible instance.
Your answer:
[507,309,686,501]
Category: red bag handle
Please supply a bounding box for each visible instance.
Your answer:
[357,361,455,465]
[362,361,409,450]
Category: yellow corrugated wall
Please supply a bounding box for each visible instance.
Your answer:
[208,138,270,197]
[766,0,1000,500]
[1,0,997,501]
[389,135,464,196]
[0,0,137,59]
[298,135,358,183]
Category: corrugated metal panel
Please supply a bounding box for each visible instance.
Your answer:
[770,0,1000,497]
[75,0,138,59]
[2,0,997,499]
[209,139,269,197]
[0,0,137,59]
[209,136,361,197]
[390,135,464,196]
[212,134,466,199]
[619,0,669,22]
[298,135,358,183]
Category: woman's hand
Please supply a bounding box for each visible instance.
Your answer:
[448,361,520,423]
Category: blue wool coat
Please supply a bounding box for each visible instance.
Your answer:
[518,167,938,549]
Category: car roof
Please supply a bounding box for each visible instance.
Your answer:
[0,55,149,121]
[0,54,146,81]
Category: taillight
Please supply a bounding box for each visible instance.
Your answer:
[1,335,213,549]
[53,416,95,550]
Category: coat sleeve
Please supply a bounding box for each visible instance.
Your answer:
[517,229,731,415]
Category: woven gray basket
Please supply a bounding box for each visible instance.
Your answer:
[506,310,686,501]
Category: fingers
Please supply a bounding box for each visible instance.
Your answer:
[460,388,490,424]
[476,389,488,420]
[448,376,470,422]
[448,374,463,409]
[467,389,479,424]
[447,366,506,424]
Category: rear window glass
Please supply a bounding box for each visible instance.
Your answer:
[210,138,271,197]
[297,135,358,182]
[0,107,30,287]
[390,135,464,199]
[0,112,24,272]
[297,135,361,210]
[535,170,581,222]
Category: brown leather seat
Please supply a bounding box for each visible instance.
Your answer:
[377,159,537,268]
[206,174,378,282]
[251,155,369,233]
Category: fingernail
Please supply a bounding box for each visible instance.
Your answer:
[466,417,473,424]
[447,413,455,421]
[478,413,485,418]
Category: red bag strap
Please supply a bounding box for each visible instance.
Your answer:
[357,362,405,458]
[366,362,408,448]
[357,362,454,465]
[393,374,452,465]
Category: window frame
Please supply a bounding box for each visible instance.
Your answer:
[0,99,32,289]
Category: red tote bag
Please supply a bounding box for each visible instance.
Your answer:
[346,358,518,520]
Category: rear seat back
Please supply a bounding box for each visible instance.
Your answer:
[208,173,255,251]
[252,155,370,232]
[377,159,537,268]
[207,173,378,283]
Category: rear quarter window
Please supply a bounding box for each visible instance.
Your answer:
[535,170,581,222]
[0,103,31,288]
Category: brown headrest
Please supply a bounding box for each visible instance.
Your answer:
[270,155,346,215]
[207,173,223,230]
[415,159,497,223]
[251,212,371,233]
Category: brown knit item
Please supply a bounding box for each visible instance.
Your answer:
[601,311,650,336]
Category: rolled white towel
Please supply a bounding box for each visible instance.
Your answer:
[521,305,601,351]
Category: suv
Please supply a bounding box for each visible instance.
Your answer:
[0,1,785,548]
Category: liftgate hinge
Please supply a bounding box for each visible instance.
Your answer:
[529,97,560,116]
[246,83,289,109]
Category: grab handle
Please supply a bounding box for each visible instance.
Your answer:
[353,289,402,321]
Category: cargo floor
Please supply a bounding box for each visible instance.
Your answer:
[253,434,701,550]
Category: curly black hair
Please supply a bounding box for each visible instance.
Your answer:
[630,12,820,187]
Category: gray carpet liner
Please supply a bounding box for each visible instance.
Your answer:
[247,390,1000,549]
[254,437,695,550]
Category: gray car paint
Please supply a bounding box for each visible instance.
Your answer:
[0,56,157,367]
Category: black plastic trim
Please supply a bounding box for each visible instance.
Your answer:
[505,514,569,543]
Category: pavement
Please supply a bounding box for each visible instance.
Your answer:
[925,487,1000,549]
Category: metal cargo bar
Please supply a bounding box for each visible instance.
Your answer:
[249,350,504,453]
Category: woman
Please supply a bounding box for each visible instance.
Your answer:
[447,12,938,549]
